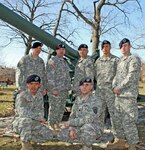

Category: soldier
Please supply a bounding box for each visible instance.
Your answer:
[94,40,119,130]
[72,44,94,95]
[111,38,141,150]
[15,42,48,120]
[46,43,71,130]
[12,75,54,150]
[57,77,102,150]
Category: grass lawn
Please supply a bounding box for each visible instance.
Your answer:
[0,85,15,117]
[139,82,145,95]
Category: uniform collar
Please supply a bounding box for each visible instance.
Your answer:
[100,54,113,61]
[121,53,131,61]
[78,56,88,63]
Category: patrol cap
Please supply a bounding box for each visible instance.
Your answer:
[32,42,43,48]
[101,40,111,49]
[119,38,130,49]
[79,77,92,86]
[26,74,41,83]
[56,43,65,50]
[78,44,88,50]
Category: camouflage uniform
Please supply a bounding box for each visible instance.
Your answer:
[46,56,71,125]
[94,54,119,129]
[12,90,53,143]
[16,53,47,92]
[16,53,48,119]
[73,57,94,94]
[112,54,140,144]
[57,93,103,147]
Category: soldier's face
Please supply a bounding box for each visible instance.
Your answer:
[79,48,88,58]
[102,44,111,55]
[26,82,41,95]
[32,46,42,56]
[80,83,93,95]
[121,43,131,55]
[56,48,65,57]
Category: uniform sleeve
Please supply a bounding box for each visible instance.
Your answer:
[65,63,71,90]
[15,57,25,90]
[46,59,56,92]
[85,59,94,81]
[15,94,32,119]
[41,60,48,90]
[118,57,140,90]
[68,97,78,120]
[112,58,119,89]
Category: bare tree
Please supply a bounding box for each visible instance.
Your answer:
[0,0,58,55]
[61,0,142,54]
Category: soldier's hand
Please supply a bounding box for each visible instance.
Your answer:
[113,87,121,95]
[18,90,23,93]
[64,121,70,128]
[52,90,59,96]
[39,118,47,124]
[69,129,76,140]
[42,89,47,96]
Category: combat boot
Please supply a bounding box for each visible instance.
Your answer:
[21,141,31,150]
[128,144,136,150]
[107,138,127,149]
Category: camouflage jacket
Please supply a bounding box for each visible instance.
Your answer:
[73,57,94,91]
[112,53,141,98]
[14,90,44,121]
[94,54,119,89]
[16,54,47,92]
[68,93,101,127]
[46,56,71,92]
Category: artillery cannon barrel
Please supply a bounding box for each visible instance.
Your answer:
[0,3,79,60]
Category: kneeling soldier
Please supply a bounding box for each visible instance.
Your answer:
[12,74,53,150]
[57,77,103,150]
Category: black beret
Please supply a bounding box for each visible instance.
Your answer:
[56,43,65,50]
[101,40,111,49]
[26,74,41,83]
[78,44,88,50]
[119,38,130,49]
[32,42,43,48]
[79,77,92,86]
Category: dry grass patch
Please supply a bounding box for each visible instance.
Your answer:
[0,85,15,117]
[139,82,145,95]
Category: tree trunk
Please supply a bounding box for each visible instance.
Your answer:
[91,28,100,54]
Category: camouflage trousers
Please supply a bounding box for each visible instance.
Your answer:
[97,87,116,130]
[57,123,102,147]
[12,118,54,143]
[48,91,68,125]
[113,96,139,144]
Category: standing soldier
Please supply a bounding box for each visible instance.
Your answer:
[110,38,141,150]
[46,43,71,130]
[12,75,54,150]
[94,40,119,130]
[73,44,94,95]
[57,77,103,150]
[15,42,48,120]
